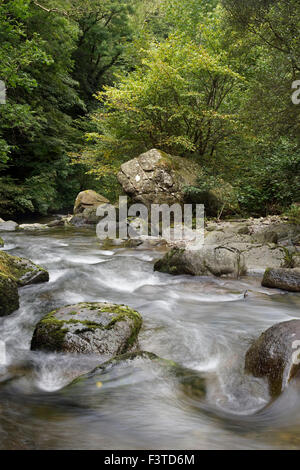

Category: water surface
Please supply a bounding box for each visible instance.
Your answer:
[0,229,300,450]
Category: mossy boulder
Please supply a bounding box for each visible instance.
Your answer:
[262,268,300,292]
[0,250,49,287]
[0,273,19,317]
[245,320,300,397]
[117,148,201,207]
[0,237,3,247]
[31,302,143,356]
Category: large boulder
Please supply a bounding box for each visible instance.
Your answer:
[31,302,143,356]
[262,268,300,292]
[117,149,201,207]
[0,250,49,287]
[154,246,246,278]
[245,320,300,397]
[0,273,19,317]
[71,190,110,227]
[74,190,109,214]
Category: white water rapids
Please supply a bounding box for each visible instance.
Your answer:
[0,228,299,449]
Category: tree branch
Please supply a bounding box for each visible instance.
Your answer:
[32,1,69,18]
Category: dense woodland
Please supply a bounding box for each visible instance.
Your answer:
[0,0,300,219]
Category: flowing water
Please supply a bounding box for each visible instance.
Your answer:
[0,228,300,449]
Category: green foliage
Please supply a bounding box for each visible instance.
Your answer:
[0,0,300,219]
[0,0,139,216]
[82,33,241,173]
[185,173,239,219]
[235,139,300,215]
[285,204,300,225]
[71,0,134,108]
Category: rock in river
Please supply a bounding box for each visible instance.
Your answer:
[0,250,49,287]
[154,246,246,278]
[262,268,300,292]
[31,303,143,356]
[0,250,49,316]
[0,274,19,317]
[65,351,206,403]
[245,320,300,397]
[0,220,18,232]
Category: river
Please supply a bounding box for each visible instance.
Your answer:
[0,228,300,449]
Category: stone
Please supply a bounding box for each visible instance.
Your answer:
[245,320,300,397]
[47,219,65,227]
[67,351,206,401]
[73,190,109,215]
[71,190,111,226]
[0,221,18,232]
[154,246,246,278]
[31,302,143,357]
[262,268,300,292]
[117,149,201,207]
[0,273,19,317]
[19,223,49,231]
[0,250,49,287]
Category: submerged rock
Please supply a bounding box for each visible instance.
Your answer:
[245,320,300,397]
[262,268,300,292]
[31,303,143,356]
[117,148,201,207]
[154,246,246,278]
[0,250,49,287]
[67,351,206,400]
[0,273,19,317]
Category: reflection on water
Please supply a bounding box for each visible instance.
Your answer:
[0,228,299,449]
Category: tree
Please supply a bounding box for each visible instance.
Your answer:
[0,0,83,214]
[222,0,300,75]
[79,33,242,177]
[71,0,135,109]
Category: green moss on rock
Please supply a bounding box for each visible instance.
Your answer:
[0,250,49,286]
[31,302,143,356]
[0,273,19,317]
[154,248,190,276]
